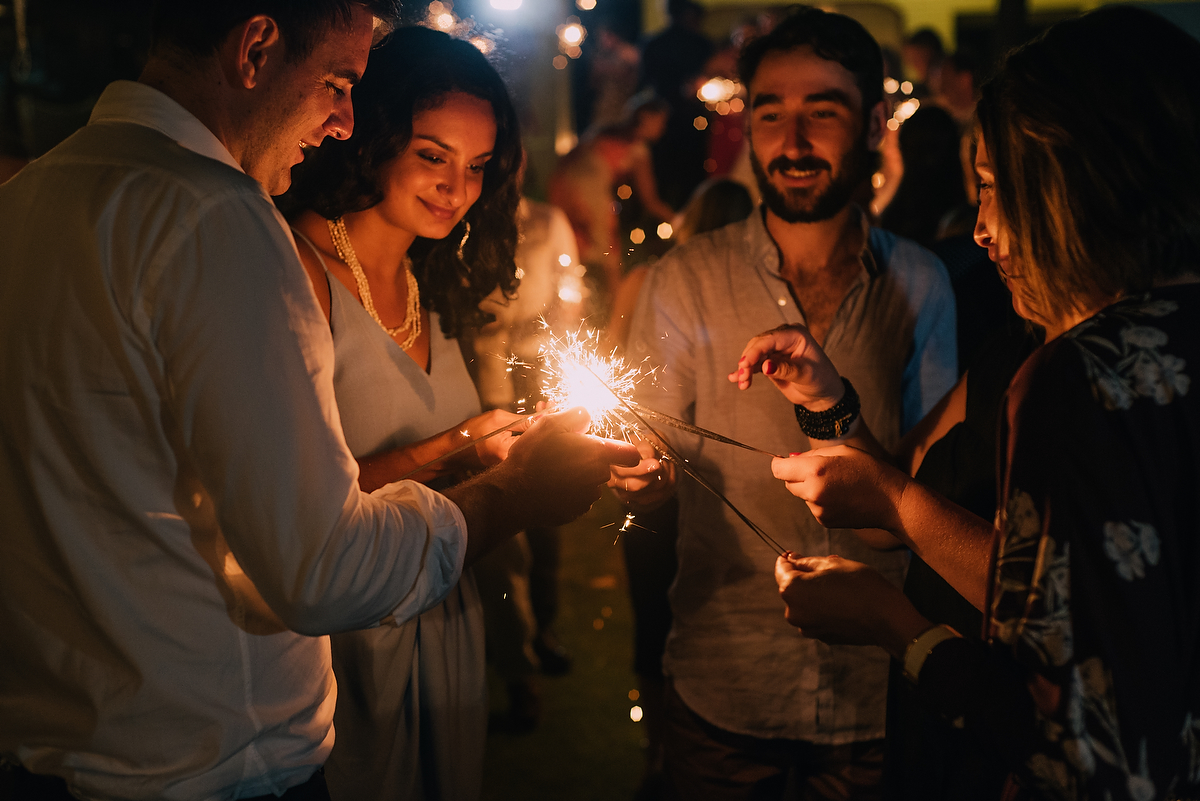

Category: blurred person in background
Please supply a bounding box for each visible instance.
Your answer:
[549,92,673,321]
[639,0,715,210]
[901,28,944,99]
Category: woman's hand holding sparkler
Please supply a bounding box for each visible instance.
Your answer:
[728,324,845,410]
[608,436,677,513]
[461,409,529,467]
[775,553,929,658]
[771,445,909,533]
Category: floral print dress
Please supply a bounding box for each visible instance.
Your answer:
[916,285,1200,801]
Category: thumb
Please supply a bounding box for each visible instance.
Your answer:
[595,436,641,467]
[535,406,592,435]
[762,358,808,386]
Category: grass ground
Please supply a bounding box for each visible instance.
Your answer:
[481,491,648,801]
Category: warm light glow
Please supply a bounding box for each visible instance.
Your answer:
[628,689,640,701]
[693,116,708,131]
[577,0,597,9]
[428,1,446,13]
[883,77,900,94]
[593,618,605,630]
[616,184,632,200]
[629,228,646,244]
[560,23,584,44]
[558,253,572,267]
[630,705,644,722]
[555,130,578,154]
[887,118,900,131]
[657,222,673,239]
[552,55,568,70]
[729,97,744,113]
[697,77,739,103]
[537,326,646,439]
[893,97,920,123]
[436,12,455,28]
[901,80,913,95]
[470,35,495,53]
[565,45,582,59]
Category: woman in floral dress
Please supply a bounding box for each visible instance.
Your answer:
[729,7,1200,799]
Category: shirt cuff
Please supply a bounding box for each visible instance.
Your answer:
[371,479,469,625]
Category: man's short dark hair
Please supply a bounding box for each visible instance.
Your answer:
[151,1,399,63]
[738,6,884,115]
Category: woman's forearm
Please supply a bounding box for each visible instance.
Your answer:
[356,428,480,492]
[892,480,994,610]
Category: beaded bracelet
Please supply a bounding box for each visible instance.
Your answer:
[793,376,860,440]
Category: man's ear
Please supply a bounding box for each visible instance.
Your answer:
[225,15,282,90]
[865,100,888,151]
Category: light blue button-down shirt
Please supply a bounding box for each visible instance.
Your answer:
[629,207,956,743]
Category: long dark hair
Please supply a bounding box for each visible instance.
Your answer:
[976,5,1200,320]
[285,25,523,338]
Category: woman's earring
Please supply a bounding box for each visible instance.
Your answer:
[457,221,471,260]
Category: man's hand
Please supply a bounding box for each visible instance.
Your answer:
[775,554,927,657]
[608,436,677,513]
[771,446,908,533]
[499,407,641,528]
[727,324,844,409]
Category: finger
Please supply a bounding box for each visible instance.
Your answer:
[589,436,641,467]
[775,554,799,585]
[771,454,816,481]
[533,406,591,435]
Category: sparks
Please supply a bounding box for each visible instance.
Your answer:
[537,326,650,439]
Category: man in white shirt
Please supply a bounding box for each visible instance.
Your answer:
[0,4,636,800]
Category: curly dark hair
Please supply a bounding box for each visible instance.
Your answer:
[284,25,523,338]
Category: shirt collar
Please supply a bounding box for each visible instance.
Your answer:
[88,80,244,175]
[747,203,880,280]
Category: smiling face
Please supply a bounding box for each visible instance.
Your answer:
[747,45,882,224]
[372,91,497,241]
[245,7,374,195]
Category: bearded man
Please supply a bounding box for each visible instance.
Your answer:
[611,7,957,799]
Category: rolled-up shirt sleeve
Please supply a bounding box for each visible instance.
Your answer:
[148,187,465,635]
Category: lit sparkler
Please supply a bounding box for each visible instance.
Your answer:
[536,326,649,440]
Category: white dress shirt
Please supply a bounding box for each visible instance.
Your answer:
[0,81,467,800]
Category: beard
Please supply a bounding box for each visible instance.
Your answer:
[750,136,871,223]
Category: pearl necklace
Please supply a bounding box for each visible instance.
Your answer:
[327,217,421,350]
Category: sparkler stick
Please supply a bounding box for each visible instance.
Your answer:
[627,402,785,458]
[396,417,529,482]
[587,365,789,556]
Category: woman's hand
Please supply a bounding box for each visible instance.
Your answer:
[460,409,530,467]
[727,324,844,409]
[775,554,928,657]
[771,445,909,533]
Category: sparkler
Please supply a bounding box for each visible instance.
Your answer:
[535,327,648,440]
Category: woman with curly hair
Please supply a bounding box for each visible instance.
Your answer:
[732,6,1200,799]
[284,25,524,800]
